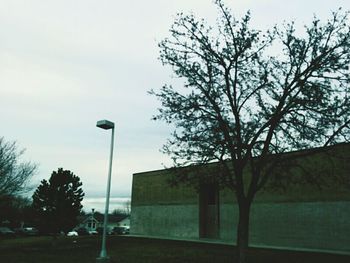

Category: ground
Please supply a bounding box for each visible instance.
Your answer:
[0,235,349,263]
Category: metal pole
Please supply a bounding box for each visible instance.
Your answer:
[98,127,114,261]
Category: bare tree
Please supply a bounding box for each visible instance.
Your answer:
[124,199,131,216]
[151,1,350,262]
[111,199,131,216]
[0,137,37,197]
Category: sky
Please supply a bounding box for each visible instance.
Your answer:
[1,0,350,210]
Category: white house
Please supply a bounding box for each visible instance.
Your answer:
[77,209,130,232]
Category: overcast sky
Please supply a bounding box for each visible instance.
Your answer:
[1,0,350,201]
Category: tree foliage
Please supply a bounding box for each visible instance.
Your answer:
[0,195,34,227]
[32,168,84,233]
[151,1,350,262]
[0,137,37,197]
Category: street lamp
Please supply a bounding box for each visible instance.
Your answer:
[96,119,115,263]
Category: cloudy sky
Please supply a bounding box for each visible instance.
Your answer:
[1,0,349,209]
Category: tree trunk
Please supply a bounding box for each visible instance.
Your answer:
[236,201,251,263]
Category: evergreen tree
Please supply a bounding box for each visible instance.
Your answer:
[32,168,84,233]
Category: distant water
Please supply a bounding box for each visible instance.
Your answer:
[82,197,130,213]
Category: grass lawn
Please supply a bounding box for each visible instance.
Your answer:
[0,235,349,263]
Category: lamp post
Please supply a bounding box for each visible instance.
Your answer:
[96,119,115,263]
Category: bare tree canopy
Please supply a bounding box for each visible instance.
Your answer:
[151,1,350,262]
[0,137,37,196]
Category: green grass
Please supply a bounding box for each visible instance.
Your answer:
[0,235,349,263]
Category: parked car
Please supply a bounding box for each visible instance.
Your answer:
[67,231,78,237]
[0,227,15,236]
[95,227,114,235]
[14,226,39,237]
[13,228,24,236]
[96,227,104,235]
[76,227,89,236]
[23,227,39,236]
[112,226,129,235]
[88,230,98,235]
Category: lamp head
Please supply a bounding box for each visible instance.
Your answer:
[96,120,114,130]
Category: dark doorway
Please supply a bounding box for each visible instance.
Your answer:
[199,183,219,239]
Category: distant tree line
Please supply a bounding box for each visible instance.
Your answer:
[0,138,85,234]
[0,136,131,235]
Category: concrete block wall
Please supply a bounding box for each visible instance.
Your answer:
[220,201,350,253]
[131,201,350,253]
[130,204,199,239]
[130,144,350,253]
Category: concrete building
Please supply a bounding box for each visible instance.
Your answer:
[130,143,350,254]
